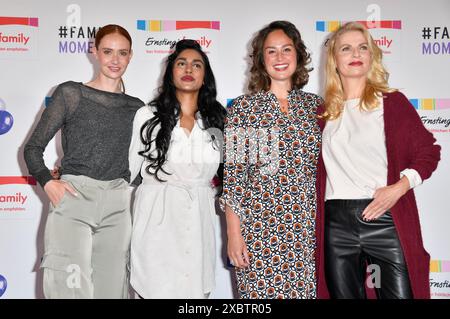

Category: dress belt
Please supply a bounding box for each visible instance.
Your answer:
[142,179,212,225]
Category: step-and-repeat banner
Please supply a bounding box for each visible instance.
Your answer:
[1,0,449,298]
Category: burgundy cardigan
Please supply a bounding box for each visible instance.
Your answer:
[315,91,441,299]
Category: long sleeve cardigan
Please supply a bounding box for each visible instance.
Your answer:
[315,91,441,299]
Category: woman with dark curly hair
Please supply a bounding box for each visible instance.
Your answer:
[128,39,226,298]
[220,21,323,299]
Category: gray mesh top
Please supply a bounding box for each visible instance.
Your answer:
[24,81,145,187]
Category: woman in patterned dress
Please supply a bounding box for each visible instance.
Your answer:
[220,21,323,299]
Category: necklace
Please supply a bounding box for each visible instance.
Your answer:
[280,100,289,114]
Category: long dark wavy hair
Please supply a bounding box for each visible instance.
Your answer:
[139,39,226,182]
[248,20,312,93]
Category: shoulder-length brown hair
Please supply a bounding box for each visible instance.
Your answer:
[322,22,395,120]
[248,20,312,93]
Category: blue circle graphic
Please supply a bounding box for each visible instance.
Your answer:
[0,274,7,297]
[0,110,14,135]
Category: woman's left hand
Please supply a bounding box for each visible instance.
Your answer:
[361,177,410,221]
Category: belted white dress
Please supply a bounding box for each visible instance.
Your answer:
[128,106,220,299]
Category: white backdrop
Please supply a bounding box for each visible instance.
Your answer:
[1,0,449,299]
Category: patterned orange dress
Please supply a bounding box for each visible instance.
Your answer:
[220,90,322,299]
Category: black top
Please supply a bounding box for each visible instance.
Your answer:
[24,81,144,187]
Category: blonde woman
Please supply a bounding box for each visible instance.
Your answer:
[316,22,440,299]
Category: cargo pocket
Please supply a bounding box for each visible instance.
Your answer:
[40,253,76,299]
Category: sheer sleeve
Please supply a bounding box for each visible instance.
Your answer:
[23,83,75,187]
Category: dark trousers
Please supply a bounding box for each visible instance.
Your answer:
[324,199,413,299]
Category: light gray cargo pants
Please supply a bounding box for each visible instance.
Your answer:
[40,174,131,299]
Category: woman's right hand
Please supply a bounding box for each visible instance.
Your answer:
[44,179,78,207]
[225,205,250,269]
[50,166,61,179]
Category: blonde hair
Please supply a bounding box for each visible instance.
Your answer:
[322,22,395,120]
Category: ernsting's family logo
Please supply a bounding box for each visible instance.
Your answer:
[0,16,38,57]
[136,20,220,55]
[317,19,401,55]
[411,98,450,134]
[0,176,36,217]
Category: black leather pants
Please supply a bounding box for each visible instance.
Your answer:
[324,199,413,299]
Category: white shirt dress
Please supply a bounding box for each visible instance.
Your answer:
[128,106,220,298]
